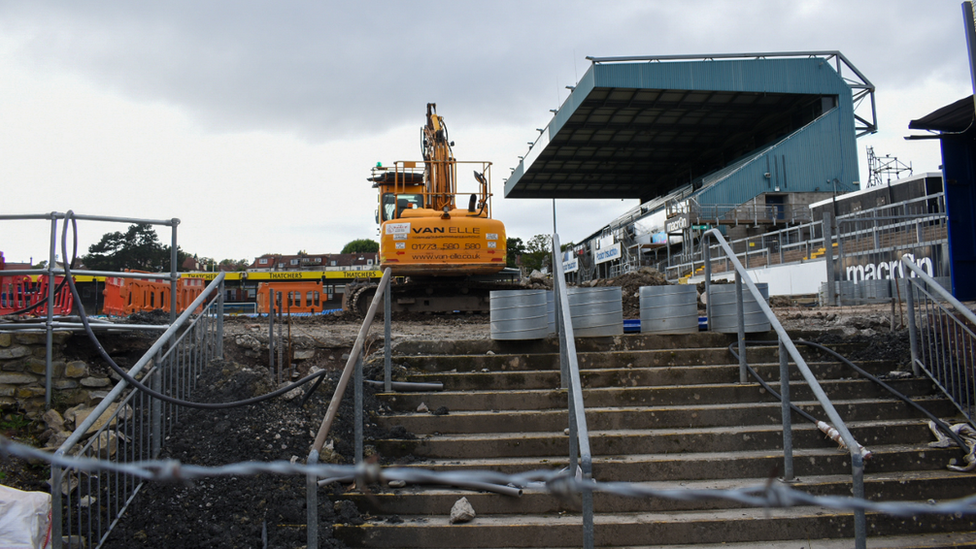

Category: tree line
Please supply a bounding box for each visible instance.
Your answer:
[81,224,564,274]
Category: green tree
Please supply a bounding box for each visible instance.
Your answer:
[520,234,552,272]
[219,258,250,271]
[83,223,190,272]
[506,237,525,268]
[341,239,379,254]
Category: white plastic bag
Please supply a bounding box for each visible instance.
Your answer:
[0,484,52,549]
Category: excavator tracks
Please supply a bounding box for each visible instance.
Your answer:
[342,277,524,316]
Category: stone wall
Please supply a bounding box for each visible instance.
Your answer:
[0,331,112,417]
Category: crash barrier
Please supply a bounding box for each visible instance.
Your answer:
[640,285,699,334]
[701,228,869,549]
[0,274,74,316]
[307,268,393,548]
[101,274,204,317]
[551,234,595,548]
[256,281,334,315]
[903,258,976,424]
[489,289,549,340]
[51,274,225,549]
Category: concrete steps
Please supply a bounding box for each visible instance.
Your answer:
[334,332,976,548]
[338,507,975,548]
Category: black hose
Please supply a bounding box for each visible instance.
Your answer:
[60,211,328,410]
[727,341,820,425]
[730,339,969,455]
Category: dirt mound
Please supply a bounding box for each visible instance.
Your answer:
[582,267,669,318]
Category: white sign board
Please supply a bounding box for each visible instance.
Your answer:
[562,258,579,273]
[595,243,621,265]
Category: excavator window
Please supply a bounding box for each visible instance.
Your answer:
[381,193,422,220]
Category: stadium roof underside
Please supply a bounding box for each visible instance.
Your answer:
[504,52,876,202]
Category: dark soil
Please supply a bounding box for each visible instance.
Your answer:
[0,414,49,492]
[90,327,403,549]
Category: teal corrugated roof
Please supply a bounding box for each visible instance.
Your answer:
[505,52,872,203]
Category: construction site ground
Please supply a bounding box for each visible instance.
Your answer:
[0,288,927,548]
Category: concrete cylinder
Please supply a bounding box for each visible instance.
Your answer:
[568,287,623,337]
[708,282,770,334]
[490,289,549,340]
[640,285,699,334]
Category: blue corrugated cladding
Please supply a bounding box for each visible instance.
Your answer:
[588,57,858,204]
[694,108,859,205]
[592,57,852,96]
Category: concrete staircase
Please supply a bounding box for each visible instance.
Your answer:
[334,332,976,548]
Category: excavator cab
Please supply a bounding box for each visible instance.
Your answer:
[368,104,506,278]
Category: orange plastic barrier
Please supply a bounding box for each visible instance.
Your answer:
[0,275,74,316]
[256,281,329,314]
[101,274,205,317]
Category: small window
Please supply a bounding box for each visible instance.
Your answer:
[330,261,336,266]
[290,259,299,266]
[259,258,268,265]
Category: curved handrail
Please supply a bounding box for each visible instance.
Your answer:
[309,267,392,454]
[551,234,594,549]
[702,228,867,548]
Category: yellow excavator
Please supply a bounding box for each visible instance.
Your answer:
[343,104,511,314]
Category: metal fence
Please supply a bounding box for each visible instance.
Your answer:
[904,257,976,425]
[51,274,225,549]
[664,193,947,300]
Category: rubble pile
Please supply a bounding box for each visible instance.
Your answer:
[583,267,670,318]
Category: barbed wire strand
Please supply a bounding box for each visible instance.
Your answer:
[4,436,976,518]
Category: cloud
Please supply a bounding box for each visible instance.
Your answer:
[0,0,972,263]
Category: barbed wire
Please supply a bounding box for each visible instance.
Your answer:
[4,436,976,518]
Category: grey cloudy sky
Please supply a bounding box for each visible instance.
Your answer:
[1,1,971,264]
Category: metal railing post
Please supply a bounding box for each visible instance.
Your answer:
[169,220,178,325]
[51,462,63,548]
[306,449,319,549]
[355,344,364,465]
[735,272,747,384]
[779,338,794,481]
[853,451,867,549]
[905,279,920,377]
[823,212,837,306]
[384,281,392,393]
[45,213,58,409]
[151,349,162,458]
[217,278,224,358]
[269,296,275,373]
[703,236,712,331]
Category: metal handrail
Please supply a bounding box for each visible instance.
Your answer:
[306,267,392,549]
[51,273,226,549]
[551,234,594,549]
[702,228,868,549]
[903,257,976,425]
